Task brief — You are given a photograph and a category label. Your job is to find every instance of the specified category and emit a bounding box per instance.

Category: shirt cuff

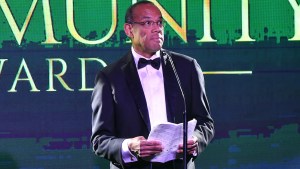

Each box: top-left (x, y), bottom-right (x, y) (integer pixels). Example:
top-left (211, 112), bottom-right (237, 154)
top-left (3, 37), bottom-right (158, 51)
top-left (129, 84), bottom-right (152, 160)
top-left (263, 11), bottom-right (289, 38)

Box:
top-left (121, 139), bottom-right (138, 163)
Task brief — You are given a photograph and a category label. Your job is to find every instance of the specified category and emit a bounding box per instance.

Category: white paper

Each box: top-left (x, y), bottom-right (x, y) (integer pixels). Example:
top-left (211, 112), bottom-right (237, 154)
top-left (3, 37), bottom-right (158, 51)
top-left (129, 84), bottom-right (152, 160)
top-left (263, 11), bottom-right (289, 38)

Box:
top-left (146, 119), bottom-right (197, 163)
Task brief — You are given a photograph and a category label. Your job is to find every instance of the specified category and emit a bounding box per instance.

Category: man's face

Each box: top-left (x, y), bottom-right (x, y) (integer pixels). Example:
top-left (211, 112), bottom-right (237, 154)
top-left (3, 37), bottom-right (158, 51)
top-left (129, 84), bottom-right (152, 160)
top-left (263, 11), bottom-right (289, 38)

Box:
top-left (125, 4), bottom-right (164, 58)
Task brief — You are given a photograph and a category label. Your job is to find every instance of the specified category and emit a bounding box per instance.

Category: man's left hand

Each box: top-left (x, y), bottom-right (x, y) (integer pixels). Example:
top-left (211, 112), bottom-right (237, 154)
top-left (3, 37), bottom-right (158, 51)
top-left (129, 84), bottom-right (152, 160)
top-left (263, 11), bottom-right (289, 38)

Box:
top-left (177, 136), bottom-right (198, 155)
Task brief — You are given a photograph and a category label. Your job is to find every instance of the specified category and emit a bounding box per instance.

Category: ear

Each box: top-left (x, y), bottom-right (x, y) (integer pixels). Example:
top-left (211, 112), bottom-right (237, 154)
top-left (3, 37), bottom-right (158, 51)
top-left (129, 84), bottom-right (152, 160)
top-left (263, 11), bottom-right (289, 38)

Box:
top-left (124, 23), bottom-right (133, 39)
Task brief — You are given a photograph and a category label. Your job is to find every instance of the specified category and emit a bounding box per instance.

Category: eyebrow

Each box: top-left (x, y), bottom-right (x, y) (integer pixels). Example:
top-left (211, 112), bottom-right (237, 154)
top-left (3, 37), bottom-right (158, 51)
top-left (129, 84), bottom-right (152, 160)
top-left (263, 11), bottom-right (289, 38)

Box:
top-left (140, 16), bottom-right (163, 20)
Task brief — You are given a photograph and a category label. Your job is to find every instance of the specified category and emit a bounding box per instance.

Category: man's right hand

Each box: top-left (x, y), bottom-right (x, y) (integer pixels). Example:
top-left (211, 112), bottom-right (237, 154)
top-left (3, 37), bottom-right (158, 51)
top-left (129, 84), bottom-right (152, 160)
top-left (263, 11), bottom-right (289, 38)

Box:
top-left (127, 136), bottom-right (163, 158)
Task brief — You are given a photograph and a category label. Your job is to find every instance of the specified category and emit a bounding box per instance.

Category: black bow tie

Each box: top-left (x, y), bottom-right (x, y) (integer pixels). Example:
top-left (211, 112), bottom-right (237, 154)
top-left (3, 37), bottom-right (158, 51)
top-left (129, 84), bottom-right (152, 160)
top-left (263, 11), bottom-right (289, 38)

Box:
top-left (138, 58), bottom-right (161, 70)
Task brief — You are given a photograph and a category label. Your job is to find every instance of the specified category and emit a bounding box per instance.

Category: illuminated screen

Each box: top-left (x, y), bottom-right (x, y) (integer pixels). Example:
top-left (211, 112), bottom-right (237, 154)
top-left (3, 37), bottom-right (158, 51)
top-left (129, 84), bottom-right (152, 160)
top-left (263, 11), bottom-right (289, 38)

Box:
top-left (0, 0), bottom-right (300, 169)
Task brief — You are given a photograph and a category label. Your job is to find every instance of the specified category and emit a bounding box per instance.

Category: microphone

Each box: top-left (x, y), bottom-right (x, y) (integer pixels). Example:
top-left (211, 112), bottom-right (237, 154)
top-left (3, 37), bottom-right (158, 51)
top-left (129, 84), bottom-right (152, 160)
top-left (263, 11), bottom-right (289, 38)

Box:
top-left (163, 51), bottom-right (188, 169)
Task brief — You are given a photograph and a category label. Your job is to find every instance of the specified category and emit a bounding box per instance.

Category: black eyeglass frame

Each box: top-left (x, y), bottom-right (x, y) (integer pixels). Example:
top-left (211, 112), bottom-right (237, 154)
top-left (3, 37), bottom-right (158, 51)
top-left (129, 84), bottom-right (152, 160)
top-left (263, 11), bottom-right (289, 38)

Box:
top-left (127, 20), bottom-right (166, 28)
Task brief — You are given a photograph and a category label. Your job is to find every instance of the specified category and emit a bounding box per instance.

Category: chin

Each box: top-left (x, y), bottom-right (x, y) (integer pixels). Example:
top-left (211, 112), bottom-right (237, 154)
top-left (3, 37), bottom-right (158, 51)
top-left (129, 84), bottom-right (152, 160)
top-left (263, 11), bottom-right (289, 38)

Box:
top-left (152, 47), bottom-right (162, 53)
top-left (152, 44), bottom-right (163, 51)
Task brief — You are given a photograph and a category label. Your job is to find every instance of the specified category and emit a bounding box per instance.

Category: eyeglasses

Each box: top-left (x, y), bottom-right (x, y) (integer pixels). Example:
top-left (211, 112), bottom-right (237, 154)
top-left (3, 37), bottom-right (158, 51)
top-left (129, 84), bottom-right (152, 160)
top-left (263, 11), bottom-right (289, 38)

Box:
top-left (128, 20), bottom-right (165, 28)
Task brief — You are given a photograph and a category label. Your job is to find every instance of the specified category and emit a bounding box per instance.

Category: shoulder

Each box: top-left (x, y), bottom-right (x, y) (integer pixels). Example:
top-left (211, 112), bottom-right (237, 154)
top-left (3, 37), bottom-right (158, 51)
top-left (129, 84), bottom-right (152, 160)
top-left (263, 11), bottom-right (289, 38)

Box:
top-left (162, 49), bottom-right (196, 65)
top-left (94, 51), bottom-right (132, 82)
top-left (100, 51), bottom-right (131, 74)
top-left (162, 49), bottom-right (204, 75)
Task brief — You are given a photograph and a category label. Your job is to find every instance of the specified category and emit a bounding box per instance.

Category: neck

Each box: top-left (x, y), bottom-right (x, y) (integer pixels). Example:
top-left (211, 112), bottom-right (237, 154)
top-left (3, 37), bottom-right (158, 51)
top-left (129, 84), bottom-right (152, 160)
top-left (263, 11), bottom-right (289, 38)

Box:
top-left (132, 47), bottom-right (158, 58)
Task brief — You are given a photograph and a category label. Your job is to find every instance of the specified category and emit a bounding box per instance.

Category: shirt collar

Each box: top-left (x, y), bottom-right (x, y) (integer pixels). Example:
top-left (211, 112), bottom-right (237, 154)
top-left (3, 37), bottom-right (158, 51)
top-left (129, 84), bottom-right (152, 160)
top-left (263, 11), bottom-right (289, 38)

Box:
top-left (131, 47), bottom-right (161, 68)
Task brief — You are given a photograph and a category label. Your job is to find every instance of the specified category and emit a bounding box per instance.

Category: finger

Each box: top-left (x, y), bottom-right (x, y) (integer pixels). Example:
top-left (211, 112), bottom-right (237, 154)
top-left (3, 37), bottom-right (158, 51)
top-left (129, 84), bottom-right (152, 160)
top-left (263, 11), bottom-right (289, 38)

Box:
top-left (187, 142), bottom-right (197, 149)
top-left (177, 143), bottom-right (197, 153)
top-left (139, 147), bottom-right (163, 157)
top-left (140, 140), bottom-right (162, 149)
top-left (139, 141), bottom-right (163, 157)
top-left (178, 139), bottom-right (196, 147)
top-left (141, 140), bottom-right (162, 146)
top-left (139, 149), bottom-right (163, 157)
top-left (140, 143), bottom-right (163, 153)
top-left (177, 147), bottom-right (196, 154)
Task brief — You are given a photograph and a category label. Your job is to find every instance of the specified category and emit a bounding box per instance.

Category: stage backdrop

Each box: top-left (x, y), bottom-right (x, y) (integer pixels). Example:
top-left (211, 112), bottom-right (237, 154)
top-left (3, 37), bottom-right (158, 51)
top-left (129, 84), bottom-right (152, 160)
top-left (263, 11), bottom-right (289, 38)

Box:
top-left (1, 0), bottom-right (300, 169)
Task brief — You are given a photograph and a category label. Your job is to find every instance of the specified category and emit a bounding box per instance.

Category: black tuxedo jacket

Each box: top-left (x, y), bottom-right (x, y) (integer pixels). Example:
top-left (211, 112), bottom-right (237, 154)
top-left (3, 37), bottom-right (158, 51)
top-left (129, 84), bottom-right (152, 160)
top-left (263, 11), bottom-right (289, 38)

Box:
top-left (91, 49), bottom-right (214, 169)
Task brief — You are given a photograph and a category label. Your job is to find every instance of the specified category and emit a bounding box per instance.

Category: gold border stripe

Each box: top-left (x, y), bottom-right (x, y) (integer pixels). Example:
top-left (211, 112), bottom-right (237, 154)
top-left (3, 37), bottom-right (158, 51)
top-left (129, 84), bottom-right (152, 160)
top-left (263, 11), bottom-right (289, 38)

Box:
top-left (203, 71), bottom-right (252, 75)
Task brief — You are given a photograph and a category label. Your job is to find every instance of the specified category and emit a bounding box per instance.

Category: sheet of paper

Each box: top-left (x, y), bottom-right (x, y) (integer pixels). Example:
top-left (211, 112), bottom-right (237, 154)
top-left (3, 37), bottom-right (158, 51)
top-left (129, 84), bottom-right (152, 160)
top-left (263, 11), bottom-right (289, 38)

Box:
top-left (147, 119), bottom-right (197, 163)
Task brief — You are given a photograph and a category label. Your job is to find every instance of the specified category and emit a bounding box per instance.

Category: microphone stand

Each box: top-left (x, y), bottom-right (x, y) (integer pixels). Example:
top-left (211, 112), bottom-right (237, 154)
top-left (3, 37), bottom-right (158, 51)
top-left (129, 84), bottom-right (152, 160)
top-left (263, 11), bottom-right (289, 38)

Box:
top-left (166, 52), bottom-right (188, 169)
top-left (183, 110), bottom-right (187, 169)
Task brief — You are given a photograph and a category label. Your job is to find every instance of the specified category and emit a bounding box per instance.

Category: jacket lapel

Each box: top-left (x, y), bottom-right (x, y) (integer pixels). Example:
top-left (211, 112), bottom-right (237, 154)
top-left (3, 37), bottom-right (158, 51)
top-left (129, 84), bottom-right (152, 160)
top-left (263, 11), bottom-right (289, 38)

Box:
top-left (121, 52), bottom-right (151, 132)
top-left (161, 50), bottom-right (184, 124)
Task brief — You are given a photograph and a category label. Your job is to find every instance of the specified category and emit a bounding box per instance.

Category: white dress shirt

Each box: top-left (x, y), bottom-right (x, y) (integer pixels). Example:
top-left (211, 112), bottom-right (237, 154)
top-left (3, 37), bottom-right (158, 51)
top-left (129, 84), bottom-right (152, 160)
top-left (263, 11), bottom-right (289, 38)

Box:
top-left (132, 47), bottom-right (168, 128)
top-left (122, 47), bottom-right (168, 163)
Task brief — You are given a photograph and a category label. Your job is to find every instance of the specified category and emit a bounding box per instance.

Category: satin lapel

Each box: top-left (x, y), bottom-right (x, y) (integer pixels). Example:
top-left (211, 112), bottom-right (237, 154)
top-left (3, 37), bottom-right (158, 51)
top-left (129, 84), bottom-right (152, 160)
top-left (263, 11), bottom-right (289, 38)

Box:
top-left (121, 52), bottom-right (151, 131)
top-left (161, 50), bottom-right (183, 124)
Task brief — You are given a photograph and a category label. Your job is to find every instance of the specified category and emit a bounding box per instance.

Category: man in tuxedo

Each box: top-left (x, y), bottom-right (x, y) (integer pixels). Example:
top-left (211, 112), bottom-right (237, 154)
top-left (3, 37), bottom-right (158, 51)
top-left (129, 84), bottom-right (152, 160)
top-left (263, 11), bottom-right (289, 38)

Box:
top-left (91, 1), bottom-right (214, 169)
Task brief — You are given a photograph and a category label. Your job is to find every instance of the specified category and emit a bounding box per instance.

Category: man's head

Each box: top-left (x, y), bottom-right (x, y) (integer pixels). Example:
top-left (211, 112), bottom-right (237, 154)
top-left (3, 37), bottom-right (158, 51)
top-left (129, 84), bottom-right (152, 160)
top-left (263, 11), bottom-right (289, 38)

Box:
top-left (124, 1), bottom-right (164, 58)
